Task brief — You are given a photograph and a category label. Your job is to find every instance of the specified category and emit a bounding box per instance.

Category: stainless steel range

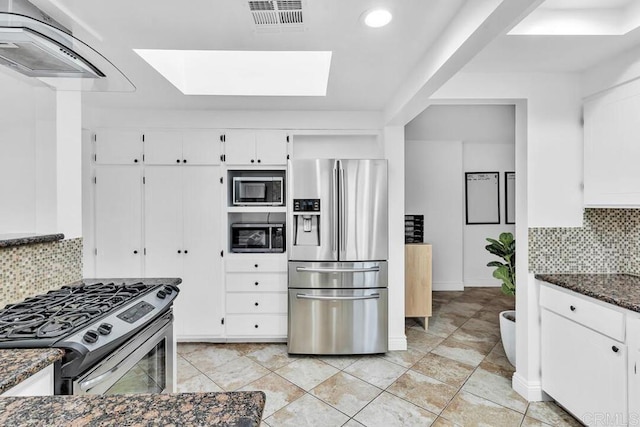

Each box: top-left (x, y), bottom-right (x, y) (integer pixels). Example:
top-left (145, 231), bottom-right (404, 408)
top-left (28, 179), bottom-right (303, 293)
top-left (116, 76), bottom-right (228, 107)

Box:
top-left (0, 278), bottom-right (180, 395)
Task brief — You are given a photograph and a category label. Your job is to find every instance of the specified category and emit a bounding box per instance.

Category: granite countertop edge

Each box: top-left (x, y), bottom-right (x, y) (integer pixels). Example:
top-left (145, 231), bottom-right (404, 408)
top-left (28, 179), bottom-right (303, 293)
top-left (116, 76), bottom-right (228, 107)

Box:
top-left (0, 391), bottom-right (266, 426)
top-left (535, 273), bottom-right (640, 313)
top-left (0, 349), bottom-right (64, 395)
top-left (0, 233), bottom-right (65, 248)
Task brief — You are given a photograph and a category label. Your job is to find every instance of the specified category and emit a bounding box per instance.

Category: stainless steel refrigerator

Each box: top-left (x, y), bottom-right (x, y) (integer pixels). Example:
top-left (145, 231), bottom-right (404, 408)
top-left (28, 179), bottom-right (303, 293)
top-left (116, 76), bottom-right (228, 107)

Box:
top-left (287, 159), bottom-right (388, 355)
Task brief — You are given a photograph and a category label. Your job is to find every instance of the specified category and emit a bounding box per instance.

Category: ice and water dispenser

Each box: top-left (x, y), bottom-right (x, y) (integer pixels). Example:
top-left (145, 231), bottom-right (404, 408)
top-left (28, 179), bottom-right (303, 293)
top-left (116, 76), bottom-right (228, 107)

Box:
top-left (292, 199), bottom-right (321, 247)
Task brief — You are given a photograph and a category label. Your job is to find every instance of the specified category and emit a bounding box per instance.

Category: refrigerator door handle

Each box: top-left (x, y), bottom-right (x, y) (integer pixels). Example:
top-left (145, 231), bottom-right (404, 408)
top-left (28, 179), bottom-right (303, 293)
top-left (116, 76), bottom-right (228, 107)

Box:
top-left (340, 166), bottom-right (346, 252)
top-left (331, 165), bottom-right (338, 255)
top-left (296, 293), bottom-right (380, 301)
top-left (295, 266), bottom-right (380, 273)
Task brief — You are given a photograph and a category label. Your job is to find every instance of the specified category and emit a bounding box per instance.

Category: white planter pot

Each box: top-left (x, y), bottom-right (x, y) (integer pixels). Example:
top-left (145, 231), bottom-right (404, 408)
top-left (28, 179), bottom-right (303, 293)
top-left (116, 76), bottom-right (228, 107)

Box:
top-left (500, 310), bottom-right (516, 367)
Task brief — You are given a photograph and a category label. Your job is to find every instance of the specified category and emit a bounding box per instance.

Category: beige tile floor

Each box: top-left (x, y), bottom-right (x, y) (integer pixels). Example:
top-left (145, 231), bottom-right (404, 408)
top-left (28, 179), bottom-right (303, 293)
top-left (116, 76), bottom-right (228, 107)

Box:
top-left (176, 288), bottom-right (581, 427)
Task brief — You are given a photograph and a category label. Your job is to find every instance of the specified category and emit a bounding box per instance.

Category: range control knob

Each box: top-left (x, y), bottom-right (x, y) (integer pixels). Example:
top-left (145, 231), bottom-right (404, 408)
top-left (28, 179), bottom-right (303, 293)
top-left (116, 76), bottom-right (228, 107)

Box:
top-left (97, 323), bottom-right (113, 336)
top-left (157, 289), bottom-right (167, 299)
top-left (83, 330), bottom-right (99, 344)
top-left (163, 286), bottom-right (173, 295)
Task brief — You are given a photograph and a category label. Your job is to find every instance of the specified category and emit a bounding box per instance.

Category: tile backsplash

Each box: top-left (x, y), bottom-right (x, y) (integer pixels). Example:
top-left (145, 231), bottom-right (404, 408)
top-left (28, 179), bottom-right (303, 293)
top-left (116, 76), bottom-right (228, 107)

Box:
top-left (0, 238), bottom-right (82, 307)
top-left (529, 209), bottom-right (640, 274)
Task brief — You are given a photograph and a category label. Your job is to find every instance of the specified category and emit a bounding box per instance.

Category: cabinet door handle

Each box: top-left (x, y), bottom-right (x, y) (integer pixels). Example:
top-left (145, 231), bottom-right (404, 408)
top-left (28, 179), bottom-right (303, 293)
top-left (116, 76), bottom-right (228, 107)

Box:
top-left (254, 264), bottom-right (259, 268)
top-left (251, 159), bottom-right (255, 163)
top-left (183, 159), bottom-right (187, 163)
top-left (134, 159), bottom-right (139, 163)
top-left (178, 250), bottom-right (182, 254)
top-left (257, 159), bottom-right (261, 163)
top-left (184, 250), bottom-right (188, 254)
top-left (133, 250), bottom-right (138, 254)
top-left (254, 282), bottom-right (259, 286)
top-left (612, 346), bottom-right (619, 353)
top-left (176, 159), bottom-right (180, 163)
top-left (570, 305), bottom-right (576, 312)
top-left (254, 324), bottom-right (259, 329)
top-left (254, 302), bottom-right (259, 306)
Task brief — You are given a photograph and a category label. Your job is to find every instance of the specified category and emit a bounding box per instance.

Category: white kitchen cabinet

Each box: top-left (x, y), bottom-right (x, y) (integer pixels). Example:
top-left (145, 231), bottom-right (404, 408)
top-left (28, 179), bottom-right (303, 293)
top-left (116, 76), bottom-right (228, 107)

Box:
top-left (94, 129), bottom-right (143, 165)
top-left (584, 80), bottom-right (640, 207)
top-left (540, 283), bottom-right (628, 426)
top-left (225, 254), bottom-right (288, 339)
top-left (145, 166), bottom-right (224, 339)
top-left (629, 317), bottom-right (640, 421)
top-left (145, 130), bottom-right (222, 165)
top-left (95, 166), bottom-right (143, 277)
top-left (1, 365), bottom-right (54, 397)
top-left (224, 130), bottom-right (288, 165)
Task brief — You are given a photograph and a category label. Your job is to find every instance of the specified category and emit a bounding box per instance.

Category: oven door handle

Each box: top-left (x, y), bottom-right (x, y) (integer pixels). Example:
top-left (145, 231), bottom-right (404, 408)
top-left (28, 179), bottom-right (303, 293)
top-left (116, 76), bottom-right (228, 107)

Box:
top-left (296, 293), bottom-right (380, 301)
top-left (79, 364), bottom-right (121, 392)
top-left (296, 266), bottom-right (380, 273)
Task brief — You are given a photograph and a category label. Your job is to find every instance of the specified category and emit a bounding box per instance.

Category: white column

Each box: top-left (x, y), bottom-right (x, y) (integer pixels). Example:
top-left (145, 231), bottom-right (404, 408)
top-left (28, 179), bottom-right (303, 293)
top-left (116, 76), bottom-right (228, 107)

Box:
top-left (35, 87), bottom-right (57, 234)
top-left (384, 126), bottom-right (407, 351)
top-left (55, 91), bottom-right (82, 239)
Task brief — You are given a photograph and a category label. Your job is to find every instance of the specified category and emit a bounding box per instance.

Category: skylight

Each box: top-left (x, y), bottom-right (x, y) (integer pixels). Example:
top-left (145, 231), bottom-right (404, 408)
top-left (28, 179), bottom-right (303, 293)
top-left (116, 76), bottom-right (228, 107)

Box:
top-left (509, 0), bottom-right (640, 35)
top-left (133, 50), bottom-right (332, 96)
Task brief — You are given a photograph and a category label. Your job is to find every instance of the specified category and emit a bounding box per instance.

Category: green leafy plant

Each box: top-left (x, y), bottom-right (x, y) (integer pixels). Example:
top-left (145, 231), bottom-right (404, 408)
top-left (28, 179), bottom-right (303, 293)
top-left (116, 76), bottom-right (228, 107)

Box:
top-left (485, 232), bottom-right (515, 296)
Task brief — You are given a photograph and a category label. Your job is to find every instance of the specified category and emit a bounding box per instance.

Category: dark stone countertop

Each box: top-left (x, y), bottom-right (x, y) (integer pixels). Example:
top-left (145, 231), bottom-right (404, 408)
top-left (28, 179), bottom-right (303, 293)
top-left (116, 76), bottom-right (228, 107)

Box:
top-left (0, 349), bottom-right (64, 395)
top-left (0, 233), bottom-right (65, 248)
top-left (536, 273), bottom-right (640, 313)
top-left (0, 391), bottom-right (266, 426)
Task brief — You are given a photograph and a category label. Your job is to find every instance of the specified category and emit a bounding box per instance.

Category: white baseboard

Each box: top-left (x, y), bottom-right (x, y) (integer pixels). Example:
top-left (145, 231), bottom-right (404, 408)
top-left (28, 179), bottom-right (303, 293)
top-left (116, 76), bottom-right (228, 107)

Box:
top-left (464, 281), bottom-right (500, 287)
top-left (512, 372), bottom-right (551, 401)
top-left (433, 282), bottom-right (464, 291)
top-left (388, 335), bottom-right (407, 351)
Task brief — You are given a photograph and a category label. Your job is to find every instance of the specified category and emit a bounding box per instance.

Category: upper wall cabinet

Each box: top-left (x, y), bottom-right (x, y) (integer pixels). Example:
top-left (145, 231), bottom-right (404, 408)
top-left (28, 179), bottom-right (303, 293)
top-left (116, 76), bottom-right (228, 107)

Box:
top-left (145, 130), bottom-right (223, 165)
top-left (224, 130), bottom-right (288, 165)
top-left (94, 130), bottom-right (143, 165)
top-left (584, 81), bottom-right (640, 207)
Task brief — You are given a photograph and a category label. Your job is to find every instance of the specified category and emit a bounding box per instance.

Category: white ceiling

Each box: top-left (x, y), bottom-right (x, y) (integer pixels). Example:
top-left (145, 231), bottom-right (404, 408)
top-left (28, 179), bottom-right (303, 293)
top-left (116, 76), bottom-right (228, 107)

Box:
top-left (25, 0), bottom-right (640, 110)
top-left (33, 0), bottom-right (465, 111)
top-left (463, 0), bottom-right (640, 73)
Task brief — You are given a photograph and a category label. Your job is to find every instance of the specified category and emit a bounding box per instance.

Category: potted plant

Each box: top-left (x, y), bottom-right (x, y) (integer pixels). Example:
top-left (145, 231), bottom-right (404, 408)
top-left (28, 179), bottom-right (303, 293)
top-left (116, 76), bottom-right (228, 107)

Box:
top-left (485, 232), bottom-right (516, 366)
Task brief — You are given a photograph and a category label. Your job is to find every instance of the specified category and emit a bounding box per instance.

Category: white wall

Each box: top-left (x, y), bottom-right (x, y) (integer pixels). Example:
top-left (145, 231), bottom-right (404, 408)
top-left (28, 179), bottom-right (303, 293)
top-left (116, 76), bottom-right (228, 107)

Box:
top-left (405, 140), bottom-right (464, 290)
top-left (0, 71), bottom-right (37, 233)
top-left (0, 71), bottom-right (60, 234)
top-left (464, 143), bottom-right (515, 286)
top-left (405, 105), bottom-right (515, 289)
top-left (430, 72), bottom-right (582, 402)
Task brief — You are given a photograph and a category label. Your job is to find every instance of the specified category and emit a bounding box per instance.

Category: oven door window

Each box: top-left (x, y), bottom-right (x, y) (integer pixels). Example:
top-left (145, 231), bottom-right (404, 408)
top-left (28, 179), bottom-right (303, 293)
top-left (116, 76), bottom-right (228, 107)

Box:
top-left (105, 339), bottom-right (166, 394)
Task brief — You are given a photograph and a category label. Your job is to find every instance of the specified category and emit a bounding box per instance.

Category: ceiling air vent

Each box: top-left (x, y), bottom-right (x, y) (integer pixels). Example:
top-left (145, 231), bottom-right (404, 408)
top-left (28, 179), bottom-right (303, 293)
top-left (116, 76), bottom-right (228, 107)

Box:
top-left (248, 0), bottom-right (304, 32)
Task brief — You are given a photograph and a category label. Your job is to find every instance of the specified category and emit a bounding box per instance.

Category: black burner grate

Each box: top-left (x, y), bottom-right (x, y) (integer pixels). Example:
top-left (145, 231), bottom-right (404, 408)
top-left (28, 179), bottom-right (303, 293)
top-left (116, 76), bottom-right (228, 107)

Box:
top-left (0, 282), bottom-right (153, 340)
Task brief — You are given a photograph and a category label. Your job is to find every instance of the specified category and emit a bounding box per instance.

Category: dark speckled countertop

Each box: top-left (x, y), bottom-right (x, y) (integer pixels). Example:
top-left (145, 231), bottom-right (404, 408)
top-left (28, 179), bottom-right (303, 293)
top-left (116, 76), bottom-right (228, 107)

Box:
top-left (0, 349), bottom-right (64, 395)
top-left (0, 233), bottom-right (65, 248)
top-left (0, 391), bottom-right (266, 426)
top-left (536, 273), bottom-right (640, 313)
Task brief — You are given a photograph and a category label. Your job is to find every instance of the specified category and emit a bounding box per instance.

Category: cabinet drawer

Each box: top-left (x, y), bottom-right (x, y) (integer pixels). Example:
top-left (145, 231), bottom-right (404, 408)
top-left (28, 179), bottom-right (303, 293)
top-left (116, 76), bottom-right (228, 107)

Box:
top-left (227, 292), bottom-right (287, 314)
top-left (225, 314), bottom-right (287, 336)
top-left (540, 283), bottom-right (625, 341)
top-left (226, 256), bottom-right (287, 273)
top-left (226, 273), bottom-right (287, 292)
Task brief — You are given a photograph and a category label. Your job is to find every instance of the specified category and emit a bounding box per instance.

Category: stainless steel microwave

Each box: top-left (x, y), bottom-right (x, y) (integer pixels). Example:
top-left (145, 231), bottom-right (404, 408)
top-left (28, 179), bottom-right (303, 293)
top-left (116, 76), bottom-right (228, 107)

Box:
top-left (230, 223), bottom-right (285, 253)
top-left (232, 177), bottom-right (284, 206)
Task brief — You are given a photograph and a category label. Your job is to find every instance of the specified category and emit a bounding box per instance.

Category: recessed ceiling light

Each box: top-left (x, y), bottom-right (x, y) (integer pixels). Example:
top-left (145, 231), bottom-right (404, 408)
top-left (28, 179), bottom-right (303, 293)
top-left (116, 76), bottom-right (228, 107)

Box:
top-left (363, 9), bottom-right (392, 28)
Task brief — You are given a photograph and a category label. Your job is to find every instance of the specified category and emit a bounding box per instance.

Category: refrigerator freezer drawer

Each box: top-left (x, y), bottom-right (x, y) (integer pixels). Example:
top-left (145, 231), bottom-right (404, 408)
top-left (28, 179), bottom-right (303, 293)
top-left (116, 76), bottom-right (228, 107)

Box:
top-left (287, 288), bottom-right (388, 355)
top-left (288, 261), bottom-right (388, 289)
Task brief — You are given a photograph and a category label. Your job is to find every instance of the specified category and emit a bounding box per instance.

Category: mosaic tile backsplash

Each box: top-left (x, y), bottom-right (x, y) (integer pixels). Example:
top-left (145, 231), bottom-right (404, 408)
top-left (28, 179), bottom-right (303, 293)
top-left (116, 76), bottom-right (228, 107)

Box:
top-left (0, 238), bottom-right (83, 307)
top-left (529, 209), bottom-right (640, 275)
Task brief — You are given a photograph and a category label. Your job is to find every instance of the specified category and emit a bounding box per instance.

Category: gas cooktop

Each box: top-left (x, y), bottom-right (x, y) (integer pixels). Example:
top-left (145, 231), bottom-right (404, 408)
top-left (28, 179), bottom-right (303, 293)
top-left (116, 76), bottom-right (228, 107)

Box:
top-left (0, 279), bottom-right (179, 349)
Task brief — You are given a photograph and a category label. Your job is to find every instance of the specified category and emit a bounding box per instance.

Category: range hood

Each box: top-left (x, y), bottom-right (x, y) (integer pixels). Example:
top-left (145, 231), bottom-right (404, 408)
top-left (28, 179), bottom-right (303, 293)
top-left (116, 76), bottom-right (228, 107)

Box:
top-left (0, 0), bottom-right (134, 91)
